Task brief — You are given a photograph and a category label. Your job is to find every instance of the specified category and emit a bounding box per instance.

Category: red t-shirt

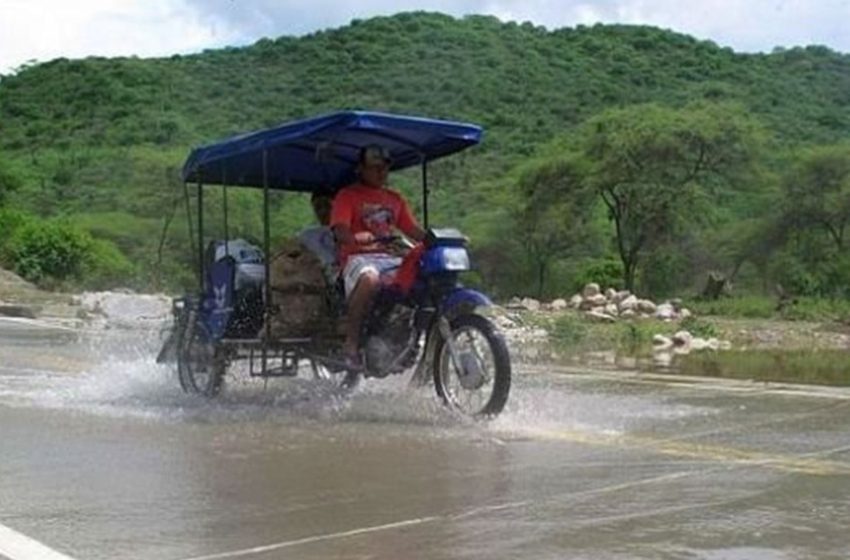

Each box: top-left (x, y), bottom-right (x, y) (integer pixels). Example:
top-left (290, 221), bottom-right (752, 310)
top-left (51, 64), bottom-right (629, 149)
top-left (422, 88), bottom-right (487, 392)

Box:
top-left (330, 183), bottom-right (418, 265)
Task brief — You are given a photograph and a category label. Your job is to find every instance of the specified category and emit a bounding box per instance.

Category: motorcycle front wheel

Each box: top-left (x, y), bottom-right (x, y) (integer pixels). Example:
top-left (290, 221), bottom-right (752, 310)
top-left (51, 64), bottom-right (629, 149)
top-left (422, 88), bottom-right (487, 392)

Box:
top-left (433, 314), bottom-right (511, 417)
top-left (177, 310), bottom-right (226, 397)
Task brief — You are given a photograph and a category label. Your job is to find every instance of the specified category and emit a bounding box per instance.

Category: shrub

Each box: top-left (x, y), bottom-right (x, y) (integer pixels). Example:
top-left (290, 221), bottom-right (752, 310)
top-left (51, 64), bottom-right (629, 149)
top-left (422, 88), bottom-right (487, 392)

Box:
top-left (0, 208), bottom-right (34, 263)
top-left (7, 219), bottom-right (133, 288)
top-left (779, 297), bottom-right (850, 322)
top-left (571, 258), bottom-right (623, 292)
top-left (686, 296), bottom-right (775, 318)
top-left (9, 221), bottom-right (93, 284)
top-left (680, 316), bottom-right (719, 338)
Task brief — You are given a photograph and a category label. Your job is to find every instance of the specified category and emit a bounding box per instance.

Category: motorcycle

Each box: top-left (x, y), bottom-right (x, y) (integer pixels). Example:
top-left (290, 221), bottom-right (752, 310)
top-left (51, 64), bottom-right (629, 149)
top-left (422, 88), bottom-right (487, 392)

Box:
top-left (159, 110), bottom-right (512, 417)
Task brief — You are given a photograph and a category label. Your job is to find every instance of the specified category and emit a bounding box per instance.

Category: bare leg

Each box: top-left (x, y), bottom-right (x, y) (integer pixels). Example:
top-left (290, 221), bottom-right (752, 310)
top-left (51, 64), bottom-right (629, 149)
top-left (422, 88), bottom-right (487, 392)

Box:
top-left (344, 270), bottom-right (380, 356)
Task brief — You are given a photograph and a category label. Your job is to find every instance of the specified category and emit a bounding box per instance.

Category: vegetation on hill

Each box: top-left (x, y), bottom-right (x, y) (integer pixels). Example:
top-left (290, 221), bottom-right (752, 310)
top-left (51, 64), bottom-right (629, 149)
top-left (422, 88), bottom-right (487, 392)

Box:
top-left (0, 12), bottom-right (848, 305)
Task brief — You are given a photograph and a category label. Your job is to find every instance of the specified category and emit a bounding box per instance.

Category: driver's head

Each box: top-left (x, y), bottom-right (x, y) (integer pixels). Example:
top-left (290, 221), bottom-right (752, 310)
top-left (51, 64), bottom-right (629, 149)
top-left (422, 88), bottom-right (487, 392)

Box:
top-left (357, 144), bottom-right (392, 187)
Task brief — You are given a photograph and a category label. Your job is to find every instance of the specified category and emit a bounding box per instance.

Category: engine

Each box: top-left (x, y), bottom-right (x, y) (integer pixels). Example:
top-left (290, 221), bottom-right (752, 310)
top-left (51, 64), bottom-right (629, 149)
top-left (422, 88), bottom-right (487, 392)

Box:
top-left (363, 305), bottom-right (416, 378)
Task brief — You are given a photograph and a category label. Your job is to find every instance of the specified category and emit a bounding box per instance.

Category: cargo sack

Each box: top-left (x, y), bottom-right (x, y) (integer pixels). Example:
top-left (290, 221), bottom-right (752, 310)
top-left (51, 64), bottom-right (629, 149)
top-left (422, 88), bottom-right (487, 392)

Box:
top-left (265, 238), bottom-right (332, 338)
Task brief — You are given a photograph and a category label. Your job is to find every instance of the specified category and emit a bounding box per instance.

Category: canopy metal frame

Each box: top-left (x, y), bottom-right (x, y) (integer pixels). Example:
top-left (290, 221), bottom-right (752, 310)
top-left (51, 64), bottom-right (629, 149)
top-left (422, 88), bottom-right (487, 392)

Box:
top-left (180, 110), bottom-right (481, 367)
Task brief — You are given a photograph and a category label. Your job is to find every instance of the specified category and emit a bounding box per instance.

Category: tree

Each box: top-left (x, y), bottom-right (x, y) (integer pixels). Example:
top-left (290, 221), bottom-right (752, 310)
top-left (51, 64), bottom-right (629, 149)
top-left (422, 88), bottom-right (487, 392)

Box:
top-left (0, 155), bottom-right (23, 206)
top-left (576, 102), bottom-right (763, 291)
top-left (782, 144), bottom-right (850, 252)
top-left (515, 155), bottom-right (596, 297)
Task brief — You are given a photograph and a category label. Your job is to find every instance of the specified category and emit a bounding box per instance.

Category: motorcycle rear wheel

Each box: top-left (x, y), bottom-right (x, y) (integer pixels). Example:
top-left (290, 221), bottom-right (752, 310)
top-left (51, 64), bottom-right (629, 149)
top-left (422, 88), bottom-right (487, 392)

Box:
top-left (433, 314), bottom-right (511, 417)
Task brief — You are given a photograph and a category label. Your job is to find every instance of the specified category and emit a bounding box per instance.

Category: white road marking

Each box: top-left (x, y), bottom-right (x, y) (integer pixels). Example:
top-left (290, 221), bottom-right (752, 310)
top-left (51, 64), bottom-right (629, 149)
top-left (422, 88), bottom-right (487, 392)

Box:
top-left (174, 471), bottom-right (704, 560)
top-left (176, 516), bottom-right (442, 560)
top-left (0, 523), bottom-right (78, 560)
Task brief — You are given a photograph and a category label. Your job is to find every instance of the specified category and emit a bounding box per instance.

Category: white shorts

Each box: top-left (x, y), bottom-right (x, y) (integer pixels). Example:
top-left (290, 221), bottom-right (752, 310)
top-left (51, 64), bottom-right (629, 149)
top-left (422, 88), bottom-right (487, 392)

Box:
top-left (342, 253), bottom-right (401, 296)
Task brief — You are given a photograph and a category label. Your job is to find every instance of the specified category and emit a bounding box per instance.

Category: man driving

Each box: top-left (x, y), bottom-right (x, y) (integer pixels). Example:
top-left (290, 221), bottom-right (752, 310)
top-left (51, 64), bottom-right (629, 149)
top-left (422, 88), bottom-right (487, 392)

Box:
top-left (330, 144), bottom-right (426, 375)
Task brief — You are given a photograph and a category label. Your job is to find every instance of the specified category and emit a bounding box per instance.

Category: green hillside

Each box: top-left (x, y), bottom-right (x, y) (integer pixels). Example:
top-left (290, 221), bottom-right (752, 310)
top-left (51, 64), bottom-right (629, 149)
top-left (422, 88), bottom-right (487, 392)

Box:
top-left (0, 12), bottom-right (848, 300)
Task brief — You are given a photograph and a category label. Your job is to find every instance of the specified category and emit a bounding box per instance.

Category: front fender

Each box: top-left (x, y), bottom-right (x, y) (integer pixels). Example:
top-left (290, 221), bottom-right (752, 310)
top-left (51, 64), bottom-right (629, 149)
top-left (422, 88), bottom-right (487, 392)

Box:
top-left (441, 288), bottom-right (492, 319)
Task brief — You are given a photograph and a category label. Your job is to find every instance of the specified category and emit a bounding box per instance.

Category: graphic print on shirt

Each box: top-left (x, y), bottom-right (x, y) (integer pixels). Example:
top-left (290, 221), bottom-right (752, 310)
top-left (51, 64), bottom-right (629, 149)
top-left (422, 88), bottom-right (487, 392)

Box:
top-left (360, 202), bottom-right (395, 237)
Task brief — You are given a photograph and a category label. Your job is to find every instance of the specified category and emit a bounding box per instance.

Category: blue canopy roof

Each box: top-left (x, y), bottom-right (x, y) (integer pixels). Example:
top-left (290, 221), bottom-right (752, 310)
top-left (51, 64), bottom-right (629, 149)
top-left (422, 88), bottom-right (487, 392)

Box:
top-left (182, 111), bottom-right (483, 193)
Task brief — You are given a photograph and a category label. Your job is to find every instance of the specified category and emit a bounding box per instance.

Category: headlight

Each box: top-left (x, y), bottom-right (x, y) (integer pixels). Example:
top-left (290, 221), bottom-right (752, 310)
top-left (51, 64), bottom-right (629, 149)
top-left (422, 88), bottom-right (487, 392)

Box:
top-left (441, 247), bottom-right (470, 271)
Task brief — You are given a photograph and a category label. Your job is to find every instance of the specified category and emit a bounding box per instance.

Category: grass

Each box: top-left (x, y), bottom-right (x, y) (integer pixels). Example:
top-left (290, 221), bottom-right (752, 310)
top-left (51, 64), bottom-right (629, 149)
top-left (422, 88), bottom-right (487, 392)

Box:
top-left (686, 295), bottom-right (850, 323)
top-left (546, 311), bottom-right (683, 354)
top-left (674, 349), bottom-right (850, 387)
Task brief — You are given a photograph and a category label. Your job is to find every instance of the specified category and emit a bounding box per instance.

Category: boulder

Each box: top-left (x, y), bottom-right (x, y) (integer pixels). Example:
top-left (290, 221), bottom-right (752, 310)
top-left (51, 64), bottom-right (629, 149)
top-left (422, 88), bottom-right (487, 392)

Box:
top-left (505, 297), bottom-right (525, 310)
top-left (620, 309), bottom-right (637, 319)
top-left (613, 290), bottom-right (632, 303)
top-left (582, 283), bottom-right (601, 298)
top-left (569, 294), bottom-right (583, 308)
top-left (690, 337), bottom-right (712, 351)
top-left (637, 299), bottom-right (657, 314)
top-left (585, 309), bottom-right (617, 323)
top-left (655, 302), bottom-right (676, 320)
top-left (550, 298), bottom-right (568, 311)
top-left (581, 294), bottom-right (608, 309)
top-left (652, 334), bottom-right (674, 349)
top-left (604, 288), bottom-right (617, 301)
top-left (672, 330), bottom-right (693, 346)
top-left (618, 294), bottom-right (638, 312)
top-left (604, 303), bottom-right (619, 316)
top-left (679, 308), bottom-right (693, 320)
top-left (520, 297), bottom-right (541, 312)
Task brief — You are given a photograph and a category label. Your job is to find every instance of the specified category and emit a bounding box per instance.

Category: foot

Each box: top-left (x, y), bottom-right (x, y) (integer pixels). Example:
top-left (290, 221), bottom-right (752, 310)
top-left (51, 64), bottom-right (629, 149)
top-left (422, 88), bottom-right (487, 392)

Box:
top-left (340, 352), bottom-right (363, 389)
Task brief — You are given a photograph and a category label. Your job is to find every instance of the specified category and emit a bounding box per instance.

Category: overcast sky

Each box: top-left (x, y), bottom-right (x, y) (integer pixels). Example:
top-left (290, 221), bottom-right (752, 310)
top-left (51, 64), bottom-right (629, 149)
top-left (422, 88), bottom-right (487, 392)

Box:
top-left (1, 0), bottom-right (848, 74)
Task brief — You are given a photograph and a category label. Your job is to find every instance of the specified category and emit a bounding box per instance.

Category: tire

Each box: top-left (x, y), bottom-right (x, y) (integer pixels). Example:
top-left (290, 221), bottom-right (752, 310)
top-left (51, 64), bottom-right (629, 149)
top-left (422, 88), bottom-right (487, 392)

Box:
top-left (177, 310), bottom-right (225, 397)
top-left (433, 314), bottom-right (511, 417)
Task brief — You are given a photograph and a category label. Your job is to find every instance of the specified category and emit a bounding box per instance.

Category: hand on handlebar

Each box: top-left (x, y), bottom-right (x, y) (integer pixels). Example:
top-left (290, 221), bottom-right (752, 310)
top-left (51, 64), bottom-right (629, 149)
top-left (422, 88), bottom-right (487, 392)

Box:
top-left (354, 231), bottom-right (376, 244)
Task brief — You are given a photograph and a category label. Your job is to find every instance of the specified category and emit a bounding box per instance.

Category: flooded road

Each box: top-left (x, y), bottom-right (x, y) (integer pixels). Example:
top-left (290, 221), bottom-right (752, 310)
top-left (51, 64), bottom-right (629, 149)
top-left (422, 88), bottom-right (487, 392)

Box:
top-left (2, 317), bottom-right (850, 560)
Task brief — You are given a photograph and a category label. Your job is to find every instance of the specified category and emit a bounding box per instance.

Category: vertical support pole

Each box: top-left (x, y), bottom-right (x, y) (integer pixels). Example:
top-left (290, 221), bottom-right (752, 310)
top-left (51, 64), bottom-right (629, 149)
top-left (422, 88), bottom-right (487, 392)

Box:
top-left (222, 167), bottom-right (229, 256)
top-left (183, 181), bottom-right (197, 283)
top-left (421, 159), bottom-right (429, 229)
top-left (262, 150), bottom-right (271, 373)
top-left (197, 179), bottom-right (204, 292)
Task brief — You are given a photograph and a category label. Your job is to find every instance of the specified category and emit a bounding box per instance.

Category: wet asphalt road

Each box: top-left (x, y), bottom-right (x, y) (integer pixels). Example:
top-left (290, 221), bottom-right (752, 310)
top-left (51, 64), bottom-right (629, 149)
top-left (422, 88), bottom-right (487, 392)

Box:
top-left (1, 317), bottom-right (850, 560)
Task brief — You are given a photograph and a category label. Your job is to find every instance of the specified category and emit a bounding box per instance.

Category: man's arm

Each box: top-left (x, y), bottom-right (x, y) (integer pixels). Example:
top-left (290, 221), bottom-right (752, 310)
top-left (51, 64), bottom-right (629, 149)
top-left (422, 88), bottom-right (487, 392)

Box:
top-left (332, 224), bottom-right (375, 247)
top-left (406, 225), bottom-right (426, 242)
top-left (395, 194), bottom-right (426, 242)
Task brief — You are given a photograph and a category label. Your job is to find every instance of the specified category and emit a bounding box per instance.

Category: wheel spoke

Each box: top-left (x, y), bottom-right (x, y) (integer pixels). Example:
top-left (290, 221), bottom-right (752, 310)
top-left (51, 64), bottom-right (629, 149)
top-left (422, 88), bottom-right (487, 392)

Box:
top-left (437, 322), bottom-right (499, 416)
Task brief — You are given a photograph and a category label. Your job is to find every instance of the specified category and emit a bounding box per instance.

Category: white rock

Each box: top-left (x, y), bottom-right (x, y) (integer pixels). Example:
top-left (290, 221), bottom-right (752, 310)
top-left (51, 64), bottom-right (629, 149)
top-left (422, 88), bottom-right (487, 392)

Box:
top-left (653, 334), bottom-right (673, 349)
top-left (637, 299), bottom-right (657, 314)
top-left (672, 330), bottom-right (693, 346)
top-left (604, 303), bottom-right (619, 316)
top-left (582, 283), bottom-right (601, 298)
top-left (618, 294), bottom-right (639, 312)
top-left (613, 290), bottom-right (632, 303)
top-left (706, 338), bottom-right (722, 350)
top-left (582, 294), bottom-right (608, 308)
top-left (551, 298), bottom-right (568, 311)
top-left (690, 337), bottom-right (711, 351)
top-left (655, 303), bottom-right (676, 320)
top-left (620, 309), bottom-right (637, 319)
top-left (604, 288), bottom-right (617, 301)
top-left (679, 308), bottom-right (693, 320)
top-left (520, 297), bottom-right (541, 311)
top-left (585, 310), bottom-right (617, 323)
top-left (569, 294), bottom-right (583, 308)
